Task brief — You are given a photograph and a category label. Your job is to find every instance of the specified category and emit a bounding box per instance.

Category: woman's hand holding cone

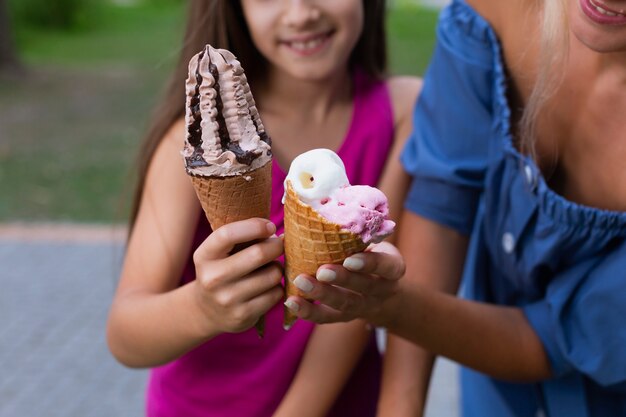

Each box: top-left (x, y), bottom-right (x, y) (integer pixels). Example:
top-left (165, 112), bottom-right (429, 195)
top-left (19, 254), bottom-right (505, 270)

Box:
top-left (191, 218), bottom-right (284, 335)
top-left (284, 242), bottom-right (405, 326)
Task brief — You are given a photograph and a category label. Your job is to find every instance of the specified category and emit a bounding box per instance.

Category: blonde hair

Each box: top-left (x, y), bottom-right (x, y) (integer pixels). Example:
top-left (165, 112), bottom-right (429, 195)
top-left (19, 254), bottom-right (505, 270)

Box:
top-left (519, 0), bottom-right (569, 156)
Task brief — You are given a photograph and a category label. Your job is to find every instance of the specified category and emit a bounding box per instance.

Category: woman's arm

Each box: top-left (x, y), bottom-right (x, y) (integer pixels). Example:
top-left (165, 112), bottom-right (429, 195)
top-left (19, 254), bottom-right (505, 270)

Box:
top-left (106, 120), bottom-right (283, 367)
top-left (287, 211), bottom-right (552, 382)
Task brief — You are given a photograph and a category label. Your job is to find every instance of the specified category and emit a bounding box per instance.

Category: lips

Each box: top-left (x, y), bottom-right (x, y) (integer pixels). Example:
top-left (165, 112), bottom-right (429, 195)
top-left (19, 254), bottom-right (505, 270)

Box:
top-left (580, 0), bottom-right (626, 25)
top-left (279, 31), bottom-right (334, 56)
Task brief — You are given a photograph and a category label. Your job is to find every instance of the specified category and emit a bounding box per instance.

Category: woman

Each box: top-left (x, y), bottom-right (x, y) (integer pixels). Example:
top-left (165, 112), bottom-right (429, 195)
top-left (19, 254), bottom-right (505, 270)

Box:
top-left (285, 0), bottom-right (626, 415)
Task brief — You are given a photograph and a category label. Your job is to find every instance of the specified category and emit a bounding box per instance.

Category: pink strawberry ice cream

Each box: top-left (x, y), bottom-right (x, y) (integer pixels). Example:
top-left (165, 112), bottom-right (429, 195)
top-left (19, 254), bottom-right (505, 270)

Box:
top-left (284, 148), bottom-right (395, 244)
top-left (315, 185), bottom-right (394, 244)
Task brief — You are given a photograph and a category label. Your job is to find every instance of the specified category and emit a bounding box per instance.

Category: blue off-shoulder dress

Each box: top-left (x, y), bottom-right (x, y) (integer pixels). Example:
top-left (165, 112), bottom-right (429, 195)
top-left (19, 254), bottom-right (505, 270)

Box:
top-left (401, 1), bottom-right (626, 416)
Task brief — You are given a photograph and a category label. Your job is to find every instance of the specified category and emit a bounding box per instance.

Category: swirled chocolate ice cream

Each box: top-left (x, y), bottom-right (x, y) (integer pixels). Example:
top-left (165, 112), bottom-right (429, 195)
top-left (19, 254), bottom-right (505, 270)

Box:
top-left (182, 45), bottom-right (272, 177)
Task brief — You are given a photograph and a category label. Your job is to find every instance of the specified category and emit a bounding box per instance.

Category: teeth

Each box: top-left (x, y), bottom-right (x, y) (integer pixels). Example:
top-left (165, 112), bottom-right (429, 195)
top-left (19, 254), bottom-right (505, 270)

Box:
top-left (596, 5), bottom-right (617, 15)
top-left (288, 36), bottom-right (326, 52)
top-left (590, 0), bottom-right (626, 16)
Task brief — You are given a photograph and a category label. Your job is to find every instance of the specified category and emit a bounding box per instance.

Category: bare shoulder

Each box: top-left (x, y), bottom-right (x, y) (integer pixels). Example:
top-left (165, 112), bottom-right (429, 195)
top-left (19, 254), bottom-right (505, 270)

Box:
top-left (376, 76), bottom-right (421, 227)
top-left (386, 76), bottom-right (422, 126)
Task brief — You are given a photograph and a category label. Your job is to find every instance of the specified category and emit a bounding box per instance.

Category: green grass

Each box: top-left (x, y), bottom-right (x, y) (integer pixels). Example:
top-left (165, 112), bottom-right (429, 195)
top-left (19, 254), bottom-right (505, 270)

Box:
top-left (14, 2), bottom-right (185, 68)
top-left (388, 3), bottom-right (439, 76)
top-left (0, 2), bottom-right (439, 223)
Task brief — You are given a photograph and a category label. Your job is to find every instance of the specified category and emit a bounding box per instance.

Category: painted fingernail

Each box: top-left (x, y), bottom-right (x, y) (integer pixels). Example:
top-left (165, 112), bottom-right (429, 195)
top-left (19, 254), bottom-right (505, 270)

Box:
top-left (343, 255), bottom-right (365, 271)
top-left (294, 275), bottom-right (314, 293)
top-left (316, 269), bottom-right (336, 282)
top-left (284, 299), bottom-right (300, 312)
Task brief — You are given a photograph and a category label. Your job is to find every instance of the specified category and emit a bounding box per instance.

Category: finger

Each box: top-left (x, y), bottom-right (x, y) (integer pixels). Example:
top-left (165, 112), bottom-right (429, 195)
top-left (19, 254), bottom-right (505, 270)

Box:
top-left (204, 236), bottom-right (283, 284)
top-left (235, 262), bottom-right (283, 302)
top-left (315, 265), bottom-right (396, 296)
top-left (284, 296), bottom-right (348, 324)
top-left (195, 219), bottom-right (277, 261)
top-left (341, 243), bottom-right (405, 281)
top-left (291, 274), bottom-right (365, 316)
top-left (245, 285), bottom-right (284, 316)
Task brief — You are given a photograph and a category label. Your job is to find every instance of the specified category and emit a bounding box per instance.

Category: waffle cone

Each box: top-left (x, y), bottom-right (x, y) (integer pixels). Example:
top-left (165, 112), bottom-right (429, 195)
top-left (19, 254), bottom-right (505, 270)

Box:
top-left (283, 181), bottom-right (368, 329)
top-left (190, 161), bottom-right (272, 230)
top-left (189, 160), bottom-right (272, 338)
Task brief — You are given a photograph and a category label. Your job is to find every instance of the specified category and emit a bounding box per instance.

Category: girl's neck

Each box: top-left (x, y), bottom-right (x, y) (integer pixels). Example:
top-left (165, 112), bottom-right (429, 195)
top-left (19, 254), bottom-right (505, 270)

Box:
top-left (256, 67), bottom-right (353, 123)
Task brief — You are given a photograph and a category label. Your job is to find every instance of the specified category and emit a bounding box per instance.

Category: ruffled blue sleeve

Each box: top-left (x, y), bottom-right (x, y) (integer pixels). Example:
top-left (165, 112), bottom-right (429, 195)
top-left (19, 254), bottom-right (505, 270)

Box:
top-left (524, 241), bottom-right (626, 386)
top-left (401, 0), bottom-right (502, 235)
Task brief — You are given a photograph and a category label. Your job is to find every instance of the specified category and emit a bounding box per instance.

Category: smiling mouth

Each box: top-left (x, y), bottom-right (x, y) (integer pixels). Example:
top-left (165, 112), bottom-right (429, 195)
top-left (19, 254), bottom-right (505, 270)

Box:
top-left (281, 31), bottom-right (334, 55)
top-left (589, 0), bottom-right (626, 16)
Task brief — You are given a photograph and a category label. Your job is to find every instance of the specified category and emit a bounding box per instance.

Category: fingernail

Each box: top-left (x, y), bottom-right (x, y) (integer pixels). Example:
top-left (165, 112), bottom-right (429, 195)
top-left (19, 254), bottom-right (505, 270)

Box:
top-left (266, 222), bottom-right (276, 234)
top-left (284, 299), bottom-right (300, 312)
top-left (294, 275), bottom-right (314, 293)
top-left (343, 255), bottom-right (365, 271)
top-left (316, 269), bottom-right (336, 282)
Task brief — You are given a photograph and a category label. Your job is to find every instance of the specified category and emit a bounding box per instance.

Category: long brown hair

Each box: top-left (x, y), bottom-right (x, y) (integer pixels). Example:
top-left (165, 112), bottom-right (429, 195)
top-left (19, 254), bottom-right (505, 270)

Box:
top-left (129, 0), bottom-right (388, 230)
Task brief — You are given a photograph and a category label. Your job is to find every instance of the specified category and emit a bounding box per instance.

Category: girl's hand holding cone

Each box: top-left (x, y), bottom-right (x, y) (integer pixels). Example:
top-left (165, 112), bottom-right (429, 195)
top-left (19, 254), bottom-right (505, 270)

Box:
top-left (191, 218), bottom-right (284, 335)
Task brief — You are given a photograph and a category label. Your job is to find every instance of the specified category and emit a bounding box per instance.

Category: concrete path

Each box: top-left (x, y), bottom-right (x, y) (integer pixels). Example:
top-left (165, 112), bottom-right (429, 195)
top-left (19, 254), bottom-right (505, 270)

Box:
top-left (0, 224), bottom-right (458, 417)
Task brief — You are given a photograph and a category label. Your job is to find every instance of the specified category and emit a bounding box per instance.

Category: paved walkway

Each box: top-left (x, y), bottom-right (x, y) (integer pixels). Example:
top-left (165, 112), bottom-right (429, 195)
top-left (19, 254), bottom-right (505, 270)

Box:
top-left (0, 224), bottom-right (458, 417)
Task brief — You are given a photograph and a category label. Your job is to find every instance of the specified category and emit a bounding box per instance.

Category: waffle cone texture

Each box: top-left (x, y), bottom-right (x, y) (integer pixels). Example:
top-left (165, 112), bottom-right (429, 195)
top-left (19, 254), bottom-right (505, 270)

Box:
top-left (189, 160), bottom-right (272, 337)
top-left (190, 161), bottom-right (272, 230)
top-left (283, 181), bottom-right (368, 329)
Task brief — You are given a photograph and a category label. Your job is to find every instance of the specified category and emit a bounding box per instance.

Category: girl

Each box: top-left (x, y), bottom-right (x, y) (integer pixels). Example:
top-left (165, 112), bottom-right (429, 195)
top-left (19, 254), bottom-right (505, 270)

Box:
top-left (286, 0), bottom-right (626, 416)
top-left (106, 1), bottom-right (421, 416)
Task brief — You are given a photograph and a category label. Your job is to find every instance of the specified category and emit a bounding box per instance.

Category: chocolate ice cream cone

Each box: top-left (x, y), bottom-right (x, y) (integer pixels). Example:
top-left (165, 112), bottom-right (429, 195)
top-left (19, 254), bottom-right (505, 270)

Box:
top-left (190, 160), bottom-right (272, 338)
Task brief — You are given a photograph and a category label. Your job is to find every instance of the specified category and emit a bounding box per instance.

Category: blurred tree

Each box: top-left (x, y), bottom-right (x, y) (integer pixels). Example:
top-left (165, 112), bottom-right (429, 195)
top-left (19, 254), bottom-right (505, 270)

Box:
top-left (0, 0), bottom-right (21, 73)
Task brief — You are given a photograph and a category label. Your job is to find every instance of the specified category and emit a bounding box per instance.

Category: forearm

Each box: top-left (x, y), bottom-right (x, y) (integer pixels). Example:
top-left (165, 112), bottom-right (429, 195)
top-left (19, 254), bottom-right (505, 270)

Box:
top-left (386, 283), bottom-right (551, 382)
top-left (274, 320), bottom-right (372, 417)
top-left (377, 334), bottom-right (434, 417)
top-left (384, 211), bottom-right (550, 382)
top-left (107, 281), bottom-right (217, 368)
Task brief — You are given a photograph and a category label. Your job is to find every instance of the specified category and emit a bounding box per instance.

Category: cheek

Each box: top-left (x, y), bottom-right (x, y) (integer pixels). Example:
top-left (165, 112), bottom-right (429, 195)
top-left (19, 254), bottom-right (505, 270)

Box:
top-left (240, 3), bottom-right (275, 49)
top-left (334, 1), bottom-right (365, 48)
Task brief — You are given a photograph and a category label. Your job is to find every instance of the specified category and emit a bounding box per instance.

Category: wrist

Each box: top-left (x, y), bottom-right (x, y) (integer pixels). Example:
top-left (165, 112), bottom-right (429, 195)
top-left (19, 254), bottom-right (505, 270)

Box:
top-left (375, 280), bottom-right (419, 333)
top-left (184, 280), bottom-right (221, 341)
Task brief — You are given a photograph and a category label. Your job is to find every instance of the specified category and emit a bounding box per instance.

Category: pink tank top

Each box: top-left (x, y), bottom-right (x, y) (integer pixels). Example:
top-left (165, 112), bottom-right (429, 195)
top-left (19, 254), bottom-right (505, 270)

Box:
top-left (147, 70), bottom-right (395, 417)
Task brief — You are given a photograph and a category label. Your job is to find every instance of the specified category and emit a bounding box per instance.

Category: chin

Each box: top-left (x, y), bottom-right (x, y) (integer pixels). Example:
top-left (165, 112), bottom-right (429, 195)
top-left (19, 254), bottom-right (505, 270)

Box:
top-left (571, 24), bottom-right (626, 52)
top-left (570, 2), bottom-right (626, 53)
top-left (285, 63), bottom-right (346, 82)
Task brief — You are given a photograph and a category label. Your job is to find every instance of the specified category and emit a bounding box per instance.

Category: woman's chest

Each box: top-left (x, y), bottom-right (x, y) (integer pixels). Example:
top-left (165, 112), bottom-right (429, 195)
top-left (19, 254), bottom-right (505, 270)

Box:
top-left (534, 84), bottom-right (626, 212)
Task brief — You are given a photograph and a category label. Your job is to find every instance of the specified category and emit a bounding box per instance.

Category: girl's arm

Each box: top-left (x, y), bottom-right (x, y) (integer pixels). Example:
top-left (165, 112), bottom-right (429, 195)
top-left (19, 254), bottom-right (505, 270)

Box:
top-left (106, 120), bottom-right (283, 367)
top-left (376, 76), bottom-right (428, 416)
top-left (376, 213), bottom-right (468, 417)
top-left (275, 76), bottom-right (422, 417)
top-left (273, 321), bottom-right (372, 417)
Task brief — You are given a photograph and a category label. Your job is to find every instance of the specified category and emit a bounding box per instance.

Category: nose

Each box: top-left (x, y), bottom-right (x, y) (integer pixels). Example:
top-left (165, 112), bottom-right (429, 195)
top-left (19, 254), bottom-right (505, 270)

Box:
top-left (282, 0), bottom-right (321, 28)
